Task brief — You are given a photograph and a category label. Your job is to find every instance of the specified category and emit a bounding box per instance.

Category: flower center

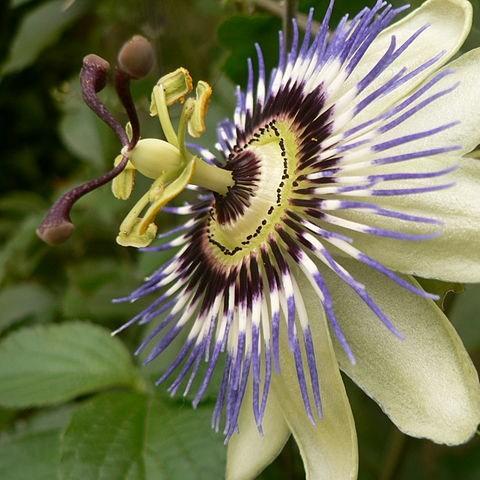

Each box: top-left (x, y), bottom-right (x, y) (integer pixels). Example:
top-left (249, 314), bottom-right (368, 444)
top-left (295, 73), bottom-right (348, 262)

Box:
top-left (205, 118), bottom-right (299, 264)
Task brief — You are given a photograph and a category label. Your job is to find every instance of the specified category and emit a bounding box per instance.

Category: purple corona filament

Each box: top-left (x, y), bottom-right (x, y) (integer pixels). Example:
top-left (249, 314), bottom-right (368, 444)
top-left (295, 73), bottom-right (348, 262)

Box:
top-left (112, 0), bottom-right (460, 439)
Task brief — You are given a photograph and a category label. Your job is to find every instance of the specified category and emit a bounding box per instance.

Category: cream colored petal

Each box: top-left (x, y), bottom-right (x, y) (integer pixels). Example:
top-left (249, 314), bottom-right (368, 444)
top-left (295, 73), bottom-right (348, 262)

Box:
top-left (340, 0), bottom-right (472, 126)
top-left (375, 48), bottom-right (480, 156)
top-left (226, 382), bottom-right (290, 480)
top-left (337, 156), bottom-right (480, 283)
top-left (272, 266), bottom-right (358, 480)
top-left (321, 258), bottom-right (480, 445)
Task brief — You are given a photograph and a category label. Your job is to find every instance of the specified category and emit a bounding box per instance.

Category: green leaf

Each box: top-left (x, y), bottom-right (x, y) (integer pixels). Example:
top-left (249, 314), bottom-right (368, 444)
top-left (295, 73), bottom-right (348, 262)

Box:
top-left (2, 0), bottom-right (88, 75)
top-left (298, 0), bottom-right (367, 22)
top-left (59, 392), bottom-right (146, 480)
top-left (0, 322), bottom-right (141, 408)
top-left (461, 0), bottom-right (480, 52)
top-left (75, 182), bottom-right (132, 233)
top-left (61, 259), bottom-right (145, 324)
top-left (10, 0), bottom-right (36, 7)
top-left (449, 284), bottom-right (480, 351)
top-left (0, 282), bottom-right (55, 333)
top-left (0, 192), bottom-right (46, 216)
top-left (415, 278), bottom-right (464, 310)
top-left (0, 406), bottom-right (75, 480)
top-left (218, 14), bottom-right (281, 85)
top-left (0, 214), bottom-right (46, 284)
top-left (0, 429), bottom-right (60, 480)
top-left (60, 391), bottom-right (226, 480)
top-left (58, 81), bottom-right (105, 168)
top-left (0, 408), bottom-right (16, 430)
top-left (0, 193), bottom-right (45, 237)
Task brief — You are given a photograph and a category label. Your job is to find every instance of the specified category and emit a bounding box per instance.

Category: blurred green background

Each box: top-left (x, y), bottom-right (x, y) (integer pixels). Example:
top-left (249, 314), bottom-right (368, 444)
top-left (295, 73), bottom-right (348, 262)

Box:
top-left (0, 0), bottom-right (479, 479)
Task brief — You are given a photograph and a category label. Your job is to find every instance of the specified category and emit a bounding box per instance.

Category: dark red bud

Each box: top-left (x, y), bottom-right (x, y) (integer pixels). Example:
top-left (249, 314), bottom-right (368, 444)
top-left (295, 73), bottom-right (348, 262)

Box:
top-left (117, 35), bottom-right (155, 79)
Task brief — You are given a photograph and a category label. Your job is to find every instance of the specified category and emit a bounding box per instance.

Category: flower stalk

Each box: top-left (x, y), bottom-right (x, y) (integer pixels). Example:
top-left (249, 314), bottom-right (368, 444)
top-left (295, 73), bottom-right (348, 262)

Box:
top-left (255, 0), bottom-right (319, 34)
top-left (283, 0), bottom-right (299, 48)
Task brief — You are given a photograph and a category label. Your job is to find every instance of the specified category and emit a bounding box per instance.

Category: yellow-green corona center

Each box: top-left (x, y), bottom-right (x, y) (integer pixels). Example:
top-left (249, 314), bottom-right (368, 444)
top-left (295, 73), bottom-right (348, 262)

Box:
top-left (206, 119), bottom-right (299, 264)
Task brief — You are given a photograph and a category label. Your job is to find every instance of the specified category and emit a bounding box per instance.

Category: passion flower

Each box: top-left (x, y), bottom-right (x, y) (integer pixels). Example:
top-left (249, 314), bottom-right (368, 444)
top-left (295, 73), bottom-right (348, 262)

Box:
top-left (38, 1), bottom-right (480, 479)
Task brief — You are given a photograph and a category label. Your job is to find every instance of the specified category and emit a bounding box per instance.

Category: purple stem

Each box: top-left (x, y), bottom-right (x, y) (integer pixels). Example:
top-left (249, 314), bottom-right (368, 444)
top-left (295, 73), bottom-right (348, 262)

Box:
top-left (114, 68), bottom-right (141, 149)
top-left (37, 156), bottom-right (129, 244)
top-left (80, 55), bottom-right (129, 147)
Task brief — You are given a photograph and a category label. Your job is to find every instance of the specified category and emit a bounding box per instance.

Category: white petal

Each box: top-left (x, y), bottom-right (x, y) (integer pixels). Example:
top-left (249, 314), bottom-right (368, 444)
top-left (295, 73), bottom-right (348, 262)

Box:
top-left (338, 156), bottom-right (480, 282)
top-left (376, 48), bottom-right (480, 156)
top-left (226, 382), bottom-right (290, 480)
top-left (272, 267), bottom-right (358, 480)
top-left (341, 0), bottom-right (472, 125)
top-left (321, 258), bottom-right (480, 445)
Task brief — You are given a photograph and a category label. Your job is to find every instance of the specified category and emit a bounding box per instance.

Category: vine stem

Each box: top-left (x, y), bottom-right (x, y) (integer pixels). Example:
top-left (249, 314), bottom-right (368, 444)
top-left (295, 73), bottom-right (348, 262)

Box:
top-left (379, 429), bottom-right (409, 480)
top-left (283, 0), bottom-right (299, 48)
top-left (254, 0), bottom-right (320, 34)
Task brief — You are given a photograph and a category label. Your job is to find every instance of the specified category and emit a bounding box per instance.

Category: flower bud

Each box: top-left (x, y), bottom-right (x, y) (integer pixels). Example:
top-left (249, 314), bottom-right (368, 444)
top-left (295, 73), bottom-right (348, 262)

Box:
top-left (117, 218), bottom-right (157, 248)
top-left (117, 35), bottom-right (155, 79)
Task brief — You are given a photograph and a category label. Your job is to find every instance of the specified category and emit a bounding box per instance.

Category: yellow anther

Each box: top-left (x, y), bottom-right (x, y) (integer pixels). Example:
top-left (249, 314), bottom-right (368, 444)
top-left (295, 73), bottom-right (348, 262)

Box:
top-left (112, 154), bottom-right (136, 200)
top-left (150, 68), bottom-right (193, 114)
top-left (115, 159), bottom-right (195, 248)
top-left (116, 219), bottom-right (158, 248)
top-left (188, 81), bottom-right (212, 138)
top-left (116, 189), bottom-right (158, 247)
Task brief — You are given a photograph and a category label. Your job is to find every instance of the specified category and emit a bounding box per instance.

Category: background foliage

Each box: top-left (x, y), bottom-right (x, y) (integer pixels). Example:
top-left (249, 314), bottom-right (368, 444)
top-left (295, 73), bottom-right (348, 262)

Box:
top-left (0, 0), bottom-right (479, 479)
